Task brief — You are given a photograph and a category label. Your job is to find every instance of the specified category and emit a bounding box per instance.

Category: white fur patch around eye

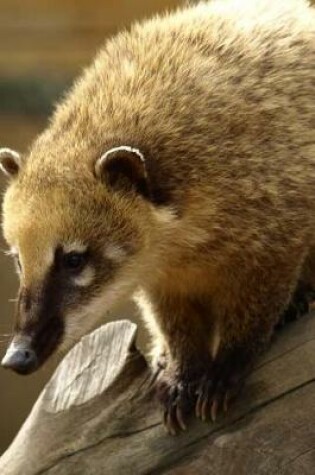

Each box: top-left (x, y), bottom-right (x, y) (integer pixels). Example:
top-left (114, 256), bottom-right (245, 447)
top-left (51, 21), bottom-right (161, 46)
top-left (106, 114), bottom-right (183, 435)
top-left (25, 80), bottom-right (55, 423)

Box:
top-left (63, 242), bottom-right (88, 254)
top-left (73, 266), bottom-right (95, 287)
top-left (61, 275), bottom-right (137, 354)
top-left (104, 244), bottom-right (127, 263)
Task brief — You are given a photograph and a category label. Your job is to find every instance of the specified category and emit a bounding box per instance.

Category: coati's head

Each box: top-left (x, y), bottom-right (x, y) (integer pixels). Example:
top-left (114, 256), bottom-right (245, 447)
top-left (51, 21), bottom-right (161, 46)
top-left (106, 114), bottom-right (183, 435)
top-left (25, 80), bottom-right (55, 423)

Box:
top-left (0, 144), bottom-right (158, 374)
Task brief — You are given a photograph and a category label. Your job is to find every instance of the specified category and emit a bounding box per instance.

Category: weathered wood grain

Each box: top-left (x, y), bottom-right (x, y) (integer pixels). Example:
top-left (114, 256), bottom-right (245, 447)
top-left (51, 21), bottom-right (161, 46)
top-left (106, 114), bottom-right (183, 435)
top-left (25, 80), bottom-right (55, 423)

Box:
top-left (0, 314), bottom-right (314, 475)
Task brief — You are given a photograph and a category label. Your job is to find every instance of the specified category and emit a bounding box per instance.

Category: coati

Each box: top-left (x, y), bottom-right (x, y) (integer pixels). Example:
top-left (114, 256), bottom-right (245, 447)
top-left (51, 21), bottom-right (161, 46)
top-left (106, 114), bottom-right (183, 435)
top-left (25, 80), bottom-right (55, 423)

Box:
top-left (0, 0), bottom-right (314, 434)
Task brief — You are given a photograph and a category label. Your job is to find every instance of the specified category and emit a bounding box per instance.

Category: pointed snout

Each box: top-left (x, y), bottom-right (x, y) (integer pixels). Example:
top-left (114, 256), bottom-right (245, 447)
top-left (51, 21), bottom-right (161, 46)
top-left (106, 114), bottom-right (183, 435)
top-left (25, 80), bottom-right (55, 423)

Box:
top-left (1, 340), bottom-right (38, 375)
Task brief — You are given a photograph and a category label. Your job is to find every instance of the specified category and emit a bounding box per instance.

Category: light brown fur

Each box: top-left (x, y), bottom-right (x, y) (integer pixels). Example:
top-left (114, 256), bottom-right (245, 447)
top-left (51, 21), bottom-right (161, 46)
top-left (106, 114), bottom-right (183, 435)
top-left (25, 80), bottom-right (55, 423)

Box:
top-left (1, 0), bottom-right (315, 430)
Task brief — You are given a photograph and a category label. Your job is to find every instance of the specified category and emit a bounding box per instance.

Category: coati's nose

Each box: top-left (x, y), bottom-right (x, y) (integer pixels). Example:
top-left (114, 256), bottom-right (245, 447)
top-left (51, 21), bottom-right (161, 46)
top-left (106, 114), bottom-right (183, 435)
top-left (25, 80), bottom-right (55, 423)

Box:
top-left (1, 343), bottom-right (38, 375)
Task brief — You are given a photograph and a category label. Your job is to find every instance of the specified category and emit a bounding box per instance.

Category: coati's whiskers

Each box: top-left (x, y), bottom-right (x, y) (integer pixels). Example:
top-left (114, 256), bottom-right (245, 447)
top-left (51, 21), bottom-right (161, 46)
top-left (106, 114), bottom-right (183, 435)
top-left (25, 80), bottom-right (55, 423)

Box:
top-left (1, 248), bottom-right (12, 256)
top-left (2, 247), bottom-right (18, 257)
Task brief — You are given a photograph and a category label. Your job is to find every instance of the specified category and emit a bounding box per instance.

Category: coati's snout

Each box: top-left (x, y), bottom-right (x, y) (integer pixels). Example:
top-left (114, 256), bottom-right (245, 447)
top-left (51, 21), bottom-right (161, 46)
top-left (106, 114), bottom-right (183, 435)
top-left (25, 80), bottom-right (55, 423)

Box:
top-left (1, 283), bottom-right (65, 374)
top-left (1, 337), bottom-right (38, 375)
top-left (1, 241), bottom-right (132, 374)
top-left (1, 239), bottom-right (133, 374)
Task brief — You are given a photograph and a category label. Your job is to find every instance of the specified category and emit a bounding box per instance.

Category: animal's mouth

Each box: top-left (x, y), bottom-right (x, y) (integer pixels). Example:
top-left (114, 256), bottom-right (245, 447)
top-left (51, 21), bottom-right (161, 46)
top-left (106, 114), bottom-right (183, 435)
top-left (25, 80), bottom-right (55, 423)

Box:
top-left (1, 317), bottom-right (64, 375)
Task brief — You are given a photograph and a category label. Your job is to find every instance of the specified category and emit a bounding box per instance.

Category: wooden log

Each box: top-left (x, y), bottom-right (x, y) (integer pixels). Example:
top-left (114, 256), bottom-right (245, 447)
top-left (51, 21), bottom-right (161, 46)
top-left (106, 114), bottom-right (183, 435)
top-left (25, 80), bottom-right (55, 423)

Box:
top-left (0, 314), bottom-right (314, 475)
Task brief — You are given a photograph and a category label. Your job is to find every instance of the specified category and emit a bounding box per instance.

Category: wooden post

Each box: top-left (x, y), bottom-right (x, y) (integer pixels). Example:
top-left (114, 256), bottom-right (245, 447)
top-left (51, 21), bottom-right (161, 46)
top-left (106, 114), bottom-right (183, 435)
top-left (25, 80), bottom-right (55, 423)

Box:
top-left (0, 315), bottom-right (314, 475)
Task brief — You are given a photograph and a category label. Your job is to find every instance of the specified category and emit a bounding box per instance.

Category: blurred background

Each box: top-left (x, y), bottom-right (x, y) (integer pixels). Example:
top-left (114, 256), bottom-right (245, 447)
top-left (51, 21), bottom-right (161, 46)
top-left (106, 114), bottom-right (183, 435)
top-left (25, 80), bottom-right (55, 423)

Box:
top-left (0, 0), bottom-right (182, 454)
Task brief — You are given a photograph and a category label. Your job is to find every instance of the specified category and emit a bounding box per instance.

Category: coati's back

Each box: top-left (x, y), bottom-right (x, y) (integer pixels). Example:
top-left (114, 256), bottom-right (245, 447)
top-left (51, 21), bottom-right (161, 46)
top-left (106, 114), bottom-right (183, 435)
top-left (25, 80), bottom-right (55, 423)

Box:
top-left (39, 0), bottom-right (315, 212)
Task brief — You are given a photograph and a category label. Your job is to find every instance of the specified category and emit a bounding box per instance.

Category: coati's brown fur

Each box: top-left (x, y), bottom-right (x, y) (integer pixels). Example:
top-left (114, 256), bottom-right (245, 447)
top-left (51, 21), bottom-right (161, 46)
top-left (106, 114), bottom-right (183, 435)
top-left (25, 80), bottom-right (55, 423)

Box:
top-left (1, 0), bottom-right (314, 433)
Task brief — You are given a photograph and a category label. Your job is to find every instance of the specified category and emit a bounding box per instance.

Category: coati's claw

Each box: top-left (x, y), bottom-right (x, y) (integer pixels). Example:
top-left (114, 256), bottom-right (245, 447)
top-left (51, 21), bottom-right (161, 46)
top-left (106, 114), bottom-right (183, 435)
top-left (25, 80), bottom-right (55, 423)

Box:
top-left (223, 390), bottom-right (232, 413)
top-left (156, 376), bottom-right (192, 434)
top-left (157, 354), bottom-right (247, 432)
top-left (195, 363), bottom-right (245, 422)
top-left (163, 403), bottom-right (187, 435)
top-left (195, 378), bottom-right (223, 422)
top-left (195, 378), bottom-right (212, 420)
top-left (176, 405), bottom-right (187, 431)
top-left (195, 383), bottom-right (232, 422)
top-left (163, 406), bottom-right (177, 435)
top-left (211, 398), bottom-right (220, 422)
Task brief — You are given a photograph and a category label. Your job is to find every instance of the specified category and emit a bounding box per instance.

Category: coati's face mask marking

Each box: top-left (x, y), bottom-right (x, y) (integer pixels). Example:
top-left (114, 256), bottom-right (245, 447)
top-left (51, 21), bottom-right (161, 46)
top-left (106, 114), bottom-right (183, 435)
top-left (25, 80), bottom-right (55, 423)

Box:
top-left (1, 239), bottom-right (123, 374)
top-left (0, 146), bottom-right (148, 374)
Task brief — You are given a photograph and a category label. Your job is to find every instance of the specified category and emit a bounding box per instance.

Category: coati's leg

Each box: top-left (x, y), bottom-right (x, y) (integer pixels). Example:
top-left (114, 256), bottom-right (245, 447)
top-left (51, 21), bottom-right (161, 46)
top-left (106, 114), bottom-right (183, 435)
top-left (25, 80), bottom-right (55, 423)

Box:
top-left (194, 323), bottom-right (272, 423)
top-left (194, 260), bottom-right (308, 425)
top-left (139, 291), bottom-right (214, 433)
top-left (146, 252), bottom-right (307, 434)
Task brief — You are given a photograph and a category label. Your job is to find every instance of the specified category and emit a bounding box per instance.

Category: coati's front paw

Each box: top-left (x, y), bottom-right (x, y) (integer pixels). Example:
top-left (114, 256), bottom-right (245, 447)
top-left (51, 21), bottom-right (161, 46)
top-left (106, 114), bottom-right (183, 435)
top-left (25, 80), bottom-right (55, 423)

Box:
top-left (155, 351), bottom-right (250, 434)
top-left (155, 370), bottom-right (196, 435)
top-left (195, 370), bottom-right (243, 423)
top-left (195, 352), bottom-right (250, 423)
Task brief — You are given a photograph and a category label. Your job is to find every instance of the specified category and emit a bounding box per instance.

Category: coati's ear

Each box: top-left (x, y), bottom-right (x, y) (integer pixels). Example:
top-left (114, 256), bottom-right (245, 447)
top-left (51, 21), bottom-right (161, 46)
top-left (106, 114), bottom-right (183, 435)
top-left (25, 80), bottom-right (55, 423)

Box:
top-left (0, 148), bottom-right (21, 178)
top-left (95, 146), bottom-right (150, 198)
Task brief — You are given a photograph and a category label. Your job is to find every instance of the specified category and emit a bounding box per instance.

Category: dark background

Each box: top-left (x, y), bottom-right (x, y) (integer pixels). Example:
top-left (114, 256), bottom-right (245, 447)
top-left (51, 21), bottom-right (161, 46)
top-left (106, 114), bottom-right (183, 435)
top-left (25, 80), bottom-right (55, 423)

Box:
top-left (0, 0), bottom-right (182, 454)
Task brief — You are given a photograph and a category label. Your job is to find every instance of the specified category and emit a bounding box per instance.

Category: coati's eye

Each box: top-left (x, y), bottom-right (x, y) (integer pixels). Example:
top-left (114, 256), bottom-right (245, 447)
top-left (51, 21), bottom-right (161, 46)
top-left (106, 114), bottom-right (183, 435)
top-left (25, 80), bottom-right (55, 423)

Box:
top-left (62, 252), bottom-right (87, 272)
